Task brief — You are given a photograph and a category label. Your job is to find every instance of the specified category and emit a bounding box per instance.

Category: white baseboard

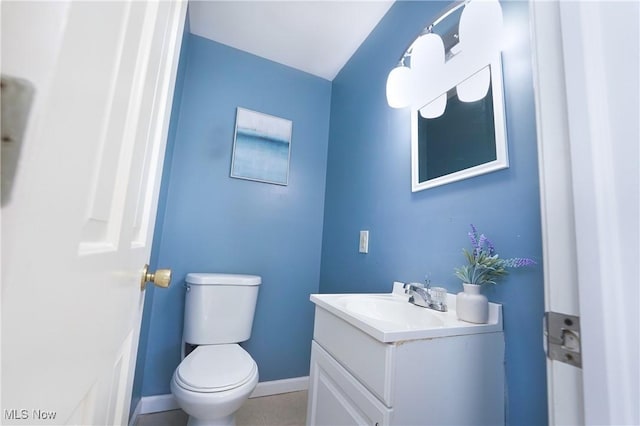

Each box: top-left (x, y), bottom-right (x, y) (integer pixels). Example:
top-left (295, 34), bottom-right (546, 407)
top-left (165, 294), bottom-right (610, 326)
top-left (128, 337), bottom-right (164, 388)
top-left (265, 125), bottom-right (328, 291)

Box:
top-left (134, 376), bottom-right (309, 417)
top-left (250, 376), bottom-right (309, 398)
top-left (140, 393), bottom-right (180, 414)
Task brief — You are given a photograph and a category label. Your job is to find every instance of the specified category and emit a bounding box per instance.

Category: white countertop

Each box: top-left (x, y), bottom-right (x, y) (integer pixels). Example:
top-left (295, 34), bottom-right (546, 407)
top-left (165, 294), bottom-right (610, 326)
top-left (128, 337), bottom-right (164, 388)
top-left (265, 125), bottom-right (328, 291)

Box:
top-left (310, 283), bottom-right (502, 343)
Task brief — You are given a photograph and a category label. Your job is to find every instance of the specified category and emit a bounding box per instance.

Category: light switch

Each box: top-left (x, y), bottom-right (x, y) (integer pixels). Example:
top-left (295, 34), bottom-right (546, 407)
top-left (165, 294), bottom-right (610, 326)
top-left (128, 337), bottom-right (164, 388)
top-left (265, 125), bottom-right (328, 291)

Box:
top-left (359, 230), bottom-right (369, 254)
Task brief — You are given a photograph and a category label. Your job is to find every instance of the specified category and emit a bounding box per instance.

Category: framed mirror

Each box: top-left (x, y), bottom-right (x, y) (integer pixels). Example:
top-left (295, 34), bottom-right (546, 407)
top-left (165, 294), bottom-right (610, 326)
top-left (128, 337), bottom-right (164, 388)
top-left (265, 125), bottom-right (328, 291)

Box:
top-left (411, 57), bottom-right (508, 192)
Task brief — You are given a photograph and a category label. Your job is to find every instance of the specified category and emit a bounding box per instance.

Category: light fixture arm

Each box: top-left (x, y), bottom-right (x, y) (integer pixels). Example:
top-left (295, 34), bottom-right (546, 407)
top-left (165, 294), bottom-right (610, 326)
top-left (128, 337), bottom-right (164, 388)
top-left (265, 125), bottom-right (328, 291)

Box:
top-left (396, 0), bottom-right (469, 66)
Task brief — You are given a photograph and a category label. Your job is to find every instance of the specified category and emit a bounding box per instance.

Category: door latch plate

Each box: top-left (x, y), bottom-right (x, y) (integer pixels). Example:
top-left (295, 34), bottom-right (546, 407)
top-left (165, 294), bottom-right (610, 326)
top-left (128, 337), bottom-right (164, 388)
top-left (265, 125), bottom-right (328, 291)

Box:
top-left (545, 311), bottom-right (582, 368)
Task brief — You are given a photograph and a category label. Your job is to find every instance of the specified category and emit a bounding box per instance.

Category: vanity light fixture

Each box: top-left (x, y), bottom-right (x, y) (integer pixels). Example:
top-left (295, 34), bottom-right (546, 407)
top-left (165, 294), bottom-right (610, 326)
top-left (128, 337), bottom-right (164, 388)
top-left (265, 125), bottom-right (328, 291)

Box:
top-left (385, 0), bottom-right (504, 118)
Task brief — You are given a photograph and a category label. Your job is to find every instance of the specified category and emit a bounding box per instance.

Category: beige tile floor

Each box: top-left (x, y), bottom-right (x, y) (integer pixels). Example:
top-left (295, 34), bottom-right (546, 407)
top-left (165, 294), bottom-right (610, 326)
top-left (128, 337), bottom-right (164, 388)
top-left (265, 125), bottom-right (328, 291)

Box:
top-left (135, 390), bottom-right (308, 426)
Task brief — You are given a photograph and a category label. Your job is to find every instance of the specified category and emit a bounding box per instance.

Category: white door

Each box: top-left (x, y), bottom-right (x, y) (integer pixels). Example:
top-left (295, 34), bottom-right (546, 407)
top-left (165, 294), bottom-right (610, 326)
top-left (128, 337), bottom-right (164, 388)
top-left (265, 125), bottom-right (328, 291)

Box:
top-left (1, 1), bottom-right (186, 425)
top-left (531, 1), bottom-right (639, 425)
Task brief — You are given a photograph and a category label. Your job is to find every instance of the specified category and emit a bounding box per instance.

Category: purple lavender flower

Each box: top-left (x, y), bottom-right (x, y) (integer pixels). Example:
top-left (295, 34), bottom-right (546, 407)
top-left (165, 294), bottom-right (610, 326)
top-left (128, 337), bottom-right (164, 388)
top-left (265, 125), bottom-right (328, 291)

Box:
top-left (486, 238), bottom-right (496, 255)
top-left (468, 225), bottom-right (479, 249)
top-left (502, 257), bottom-right (537, 268)
top-left (478, 234), bottom-right (487, 251)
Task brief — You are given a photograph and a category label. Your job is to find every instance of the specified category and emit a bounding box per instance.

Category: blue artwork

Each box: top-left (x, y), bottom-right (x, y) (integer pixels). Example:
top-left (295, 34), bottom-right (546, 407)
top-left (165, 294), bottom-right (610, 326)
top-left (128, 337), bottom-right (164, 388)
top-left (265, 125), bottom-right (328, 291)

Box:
top-left (231, 108), bottom-right (292, 185)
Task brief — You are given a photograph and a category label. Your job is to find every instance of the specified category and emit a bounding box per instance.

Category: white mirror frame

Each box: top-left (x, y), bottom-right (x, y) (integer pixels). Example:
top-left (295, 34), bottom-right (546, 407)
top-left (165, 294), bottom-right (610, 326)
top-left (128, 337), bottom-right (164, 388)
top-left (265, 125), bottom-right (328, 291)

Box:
top-left (411, 56), bottom-right (508, 192)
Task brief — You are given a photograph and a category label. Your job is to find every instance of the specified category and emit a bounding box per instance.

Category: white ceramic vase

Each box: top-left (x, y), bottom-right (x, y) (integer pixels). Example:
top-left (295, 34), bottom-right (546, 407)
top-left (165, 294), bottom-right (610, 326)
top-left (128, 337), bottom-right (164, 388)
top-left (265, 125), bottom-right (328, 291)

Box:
top-left (456, 283), bottom-right (489, 324)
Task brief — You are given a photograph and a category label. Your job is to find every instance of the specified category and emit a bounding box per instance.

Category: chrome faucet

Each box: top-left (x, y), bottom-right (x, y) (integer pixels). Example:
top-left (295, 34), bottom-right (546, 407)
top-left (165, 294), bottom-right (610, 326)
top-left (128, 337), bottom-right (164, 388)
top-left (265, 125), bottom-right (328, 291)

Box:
top-left (403, 281), bottom-right (447, 312)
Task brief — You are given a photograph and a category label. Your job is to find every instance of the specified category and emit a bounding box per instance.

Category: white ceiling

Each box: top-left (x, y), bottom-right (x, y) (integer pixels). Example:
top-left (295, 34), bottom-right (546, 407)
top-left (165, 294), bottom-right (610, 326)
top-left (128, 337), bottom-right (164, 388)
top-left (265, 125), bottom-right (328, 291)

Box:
top-left (188, 1), bottom-right (395, 81)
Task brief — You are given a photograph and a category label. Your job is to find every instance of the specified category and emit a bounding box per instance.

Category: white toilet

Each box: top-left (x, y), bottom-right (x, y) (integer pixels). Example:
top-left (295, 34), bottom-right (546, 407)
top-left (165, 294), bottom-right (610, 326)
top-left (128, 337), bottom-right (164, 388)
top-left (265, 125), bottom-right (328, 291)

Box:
top-left (171, 273), bottom-right (261, 426)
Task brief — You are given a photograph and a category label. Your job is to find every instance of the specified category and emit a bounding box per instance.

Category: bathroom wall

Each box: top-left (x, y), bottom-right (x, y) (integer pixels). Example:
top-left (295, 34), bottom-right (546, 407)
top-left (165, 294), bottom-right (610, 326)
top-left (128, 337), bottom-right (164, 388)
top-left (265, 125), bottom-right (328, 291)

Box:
top-left (320, 1), bottom-right (547, 425)
top-left (138, 34), bottom-right (331, 397)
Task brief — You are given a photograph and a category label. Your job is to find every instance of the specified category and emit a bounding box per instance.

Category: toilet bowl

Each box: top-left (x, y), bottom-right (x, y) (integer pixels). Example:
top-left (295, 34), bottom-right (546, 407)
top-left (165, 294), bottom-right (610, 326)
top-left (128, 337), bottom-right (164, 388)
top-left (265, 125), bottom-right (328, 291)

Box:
top-left (171, 344), bottom-right (259, 426)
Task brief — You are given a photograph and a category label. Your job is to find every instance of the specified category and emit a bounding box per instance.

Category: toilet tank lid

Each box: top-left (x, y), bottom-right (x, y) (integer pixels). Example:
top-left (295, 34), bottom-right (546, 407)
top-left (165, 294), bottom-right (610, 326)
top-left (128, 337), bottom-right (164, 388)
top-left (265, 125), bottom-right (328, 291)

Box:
top-left (185, 273), bottom-right (261, 286)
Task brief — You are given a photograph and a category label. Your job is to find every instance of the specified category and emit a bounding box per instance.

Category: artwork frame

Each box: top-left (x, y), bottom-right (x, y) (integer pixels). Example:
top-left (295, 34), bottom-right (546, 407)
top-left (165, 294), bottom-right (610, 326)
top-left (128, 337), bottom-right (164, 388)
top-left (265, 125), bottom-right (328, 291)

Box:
top-left (230, 107), bottom-right (293, 186)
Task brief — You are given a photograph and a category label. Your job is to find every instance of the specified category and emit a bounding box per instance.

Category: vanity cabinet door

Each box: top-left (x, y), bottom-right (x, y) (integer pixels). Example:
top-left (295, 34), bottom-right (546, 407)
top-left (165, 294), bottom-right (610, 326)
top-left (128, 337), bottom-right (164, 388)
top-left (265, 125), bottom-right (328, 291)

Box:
top-left (307, 342), bottom-right (391, 426)
top-left (313, 307), bottom-right (395, 405)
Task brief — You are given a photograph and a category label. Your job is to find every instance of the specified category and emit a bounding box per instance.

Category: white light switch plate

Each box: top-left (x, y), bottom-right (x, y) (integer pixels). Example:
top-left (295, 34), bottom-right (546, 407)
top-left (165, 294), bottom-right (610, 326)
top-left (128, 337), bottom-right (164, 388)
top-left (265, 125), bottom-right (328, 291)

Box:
top-left (359, 230), bottom-right (369, 253)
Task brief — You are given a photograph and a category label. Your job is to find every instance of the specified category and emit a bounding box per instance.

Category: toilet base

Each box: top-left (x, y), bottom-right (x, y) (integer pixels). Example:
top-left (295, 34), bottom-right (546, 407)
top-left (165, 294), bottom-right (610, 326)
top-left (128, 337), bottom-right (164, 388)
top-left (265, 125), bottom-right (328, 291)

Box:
top-left (171, 358), bottom-right (258, 426)
top-left (186, 413), bottom-right (235, 426)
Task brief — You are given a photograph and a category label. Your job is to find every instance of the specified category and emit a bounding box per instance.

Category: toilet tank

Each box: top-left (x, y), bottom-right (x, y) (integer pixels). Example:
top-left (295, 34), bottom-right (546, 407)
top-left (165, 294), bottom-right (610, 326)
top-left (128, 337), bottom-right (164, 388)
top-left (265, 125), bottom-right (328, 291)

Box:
top-left (183, 273), bottom-right (261, 345)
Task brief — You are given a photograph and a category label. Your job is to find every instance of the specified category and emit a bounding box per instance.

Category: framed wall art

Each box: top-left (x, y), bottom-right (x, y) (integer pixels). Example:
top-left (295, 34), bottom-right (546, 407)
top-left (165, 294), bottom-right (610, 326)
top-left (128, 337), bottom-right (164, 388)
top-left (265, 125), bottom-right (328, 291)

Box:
top-left (230, 107), bottom-right (292, 186)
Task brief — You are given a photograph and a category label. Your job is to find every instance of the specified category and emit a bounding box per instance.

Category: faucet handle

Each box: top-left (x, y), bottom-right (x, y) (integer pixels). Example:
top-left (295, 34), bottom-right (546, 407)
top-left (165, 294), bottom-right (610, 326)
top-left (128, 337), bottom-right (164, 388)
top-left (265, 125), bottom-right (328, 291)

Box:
top-left (403, 282), bottom-right (423, 295)
top-left (424, 274), bottom-right (432, 288)
top-left (405, 282), bottom-right (424, 289)
top-left (429, 286), bottom-right (448, 309)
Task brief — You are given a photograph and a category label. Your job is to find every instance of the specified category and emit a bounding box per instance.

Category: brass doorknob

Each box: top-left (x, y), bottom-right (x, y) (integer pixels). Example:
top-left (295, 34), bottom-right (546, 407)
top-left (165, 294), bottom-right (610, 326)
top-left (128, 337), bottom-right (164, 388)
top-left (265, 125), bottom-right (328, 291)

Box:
top-left (141, 264), bottom-right (172, 290)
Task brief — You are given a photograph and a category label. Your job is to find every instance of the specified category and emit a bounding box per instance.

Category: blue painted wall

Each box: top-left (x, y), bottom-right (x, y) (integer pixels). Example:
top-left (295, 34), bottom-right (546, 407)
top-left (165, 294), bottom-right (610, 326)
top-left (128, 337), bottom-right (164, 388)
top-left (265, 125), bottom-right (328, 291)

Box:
top-left (138, 34), bottom-right (331, 396)
top-left (319, 1), bottom-right (547, 425)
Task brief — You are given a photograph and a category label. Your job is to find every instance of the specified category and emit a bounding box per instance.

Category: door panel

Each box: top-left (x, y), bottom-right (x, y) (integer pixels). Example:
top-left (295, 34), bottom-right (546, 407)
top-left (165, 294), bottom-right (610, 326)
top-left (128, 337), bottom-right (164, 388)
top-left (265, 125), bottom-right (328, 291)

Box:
top-left (529, 2), bottom-right (583, 424)
top-left (559, 2), bottom-right (639, 424)
top-left (1, 1), bottom-right (186, 424)
top-left (531, 1), bottom-right (639, 424)
top-left (80, 1), bottom-right (149, 253)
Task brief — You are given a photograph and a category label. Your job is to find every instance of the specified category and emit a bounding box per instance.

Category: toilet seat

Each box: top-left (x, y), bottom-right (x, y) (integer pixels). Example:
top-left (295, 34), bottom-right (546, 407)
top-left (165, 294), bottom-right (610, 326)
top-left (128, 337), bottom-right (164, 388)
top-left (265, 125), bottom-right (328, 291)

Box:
top-left (175, 344), bottom-right (257, 393)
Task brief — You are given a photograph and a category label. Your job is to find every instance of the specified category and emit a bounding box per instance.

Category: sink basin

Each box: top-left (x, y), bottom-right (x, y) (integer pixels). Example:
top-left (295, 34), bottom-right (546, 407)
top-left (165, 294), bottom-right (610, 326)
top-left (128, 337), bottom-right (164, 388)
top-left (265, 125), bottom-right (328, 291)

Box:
top-left (310, 283), bottom-right (502, 343)
top-left (336, 294), bottom-right (445, 329)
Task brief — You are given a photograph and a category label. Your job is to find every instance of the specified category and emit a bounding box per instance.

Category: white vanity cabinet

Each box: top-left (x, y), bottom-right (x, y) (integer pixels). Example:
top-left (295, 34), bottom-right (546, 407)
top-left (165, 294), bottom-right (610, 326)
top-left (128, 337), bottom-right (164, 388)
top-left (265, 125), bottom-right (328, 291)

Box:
top-left (306, 294), bottom-right (505, 426)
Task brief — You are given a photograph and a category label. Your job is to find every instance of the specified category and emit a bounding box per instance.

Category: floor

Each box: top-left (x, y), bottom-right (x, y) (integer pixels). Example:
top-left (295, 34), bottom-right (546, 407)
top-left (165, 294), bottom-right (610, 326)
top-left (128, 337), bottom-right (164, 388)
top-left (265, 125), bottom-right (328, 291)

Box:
top-left (135, 391), bottom-right (308, 426)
